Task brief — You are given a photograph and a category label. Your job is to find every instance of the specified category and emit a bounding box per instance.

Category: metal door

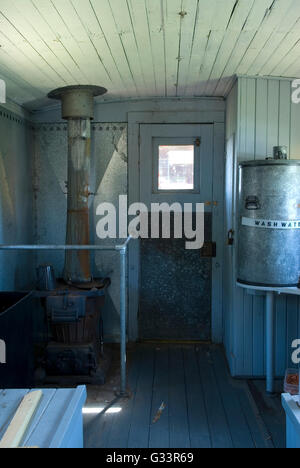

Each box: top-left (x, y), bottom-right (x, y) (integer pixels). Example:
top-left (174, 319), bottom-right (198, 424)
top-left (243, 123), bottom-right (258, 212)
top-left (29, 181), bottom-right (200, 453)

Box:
top-left (139, 124), bottom-right (214, 341)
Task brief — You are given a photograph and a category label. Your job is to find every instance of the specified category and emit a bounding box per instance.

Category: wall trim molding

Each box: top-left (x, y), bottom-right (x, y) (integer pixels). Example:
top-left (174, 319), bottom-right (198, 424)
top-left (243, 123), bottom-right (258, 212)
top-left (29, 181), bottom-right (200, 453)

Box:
top-left (236, 74), bottom-right (296, 83)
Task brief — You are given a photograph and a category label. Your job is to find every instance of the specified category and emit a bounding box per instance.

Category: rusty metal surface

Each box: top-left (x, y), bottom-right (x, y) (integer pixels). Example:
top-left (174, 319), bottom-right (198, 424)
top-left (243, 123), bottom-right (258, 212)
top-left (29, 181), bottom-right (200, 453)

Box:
top-left (63, 118), bottom-right (92, 283)
top-left (48, 86), bottom-right (109, 285)
top-left (49, 296), bottom-right (105, 345)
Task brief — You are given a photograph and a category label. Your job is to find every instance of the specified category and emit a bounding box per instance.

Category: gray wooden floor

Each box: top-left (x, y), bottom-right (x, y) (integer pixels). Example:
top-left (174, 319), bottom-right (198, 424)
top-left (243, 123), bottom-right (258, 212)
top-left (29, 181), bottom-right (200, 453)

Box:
top-left (84, 344), bottom-right (285, 449)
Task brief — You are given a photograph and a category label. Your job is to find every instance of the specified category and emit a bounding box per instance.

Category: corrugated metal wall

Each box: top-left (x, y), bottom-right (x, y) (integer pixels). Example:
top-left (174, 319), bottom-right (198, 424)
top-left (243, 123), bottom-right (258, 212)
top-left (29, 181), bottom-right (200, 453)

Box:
top-left (225, 76), bottom-right (300, 377)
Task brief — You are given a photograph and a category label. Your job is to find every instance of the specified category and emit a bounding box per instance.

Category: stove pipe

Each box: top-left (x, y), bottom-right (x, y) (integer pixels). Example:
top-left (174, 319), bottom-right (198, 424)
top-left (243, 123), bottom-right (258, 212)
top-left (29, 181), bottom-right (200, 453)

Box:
top-left (48, 85), bottom-right (107, 284)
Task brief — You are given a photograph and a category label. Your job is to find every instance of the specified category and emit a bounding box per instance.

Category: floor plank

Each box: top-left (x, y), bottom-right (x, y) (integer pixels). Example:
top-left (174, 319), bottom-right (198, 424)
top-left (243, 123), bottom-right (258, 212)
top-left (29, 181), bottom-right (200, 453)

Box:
top-left (169, 347), bottom-right (190, 448)
top-left (127, 346), bottom-right (155, 449)
top-left (106, 348), bottom-right (143, 448)
top-left (248, 380), bottom-right (286, 449)
top-left (84, 347), bottom-right (142, 448)
top-left (237, 387), bottom-right (274, 449)
top-left (196, 347), bottom-right (233, 448)
top-left (149, 346), bottom-right (170, 449)
top-left (84, 344), bottom-right (285, 449)
top-left (183, 347), bottom-right (211, 448)
top-left (211, 346), bottom-right (256, 448)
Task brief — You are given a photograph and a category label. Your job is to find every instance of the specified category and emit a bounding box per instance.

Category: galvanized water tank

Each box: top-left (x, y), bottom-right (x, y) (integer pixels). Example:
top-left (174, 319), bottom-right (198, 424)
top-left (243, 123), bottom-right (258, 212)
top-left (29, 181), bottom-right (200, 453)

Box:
top-left (238, 160), bottom-right (300, 287)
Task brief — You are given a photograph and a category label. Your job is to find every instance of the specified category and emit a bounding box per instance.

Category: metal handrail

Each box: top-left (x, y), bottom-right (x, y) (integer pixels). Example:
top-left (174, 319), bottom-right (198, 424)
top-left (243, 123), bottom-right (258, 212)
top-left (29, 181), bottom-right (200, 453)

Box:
top-left (0, 242), bottom-right (129, 252)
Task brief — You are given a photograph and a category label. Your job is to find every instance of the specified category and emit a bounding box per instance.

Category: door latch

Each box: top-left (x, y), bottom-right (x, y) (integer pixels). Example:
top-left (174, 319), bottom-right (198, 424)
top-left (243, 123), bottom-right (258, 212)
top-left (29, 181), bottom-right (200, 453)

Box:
top-left (227, 229), bottom-right (234, 246)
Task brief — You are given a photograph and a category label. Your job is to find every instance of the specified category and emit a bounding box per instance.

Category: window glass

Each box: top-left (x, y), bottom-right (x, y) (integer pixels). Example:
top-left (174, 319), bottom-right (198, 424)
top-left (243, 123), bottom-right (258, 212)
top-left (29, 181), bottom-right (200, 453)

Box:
top-left (158, 145), bottom-right (194, 190)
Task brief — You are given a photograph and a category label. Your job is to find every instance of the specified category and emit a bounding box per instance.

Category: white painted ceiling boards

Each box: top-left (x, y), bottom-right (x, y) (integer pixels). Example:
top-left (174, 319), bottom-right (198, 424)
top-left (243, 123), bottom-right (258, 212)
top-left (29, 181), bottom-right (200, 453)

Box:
top-left (0, 0), bottom-right (299, 109)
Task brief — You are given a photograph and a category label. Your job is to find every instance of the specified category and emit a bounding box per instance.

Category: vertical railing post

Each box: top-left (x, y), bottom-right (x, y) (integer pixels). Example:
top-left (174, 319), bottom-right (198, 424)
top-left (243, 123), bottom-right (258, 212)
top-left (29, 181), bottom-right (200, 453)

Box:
top-left (119, 247), bottom-right (128, 396)
top-left (266, 291), bottom-right (275, 394)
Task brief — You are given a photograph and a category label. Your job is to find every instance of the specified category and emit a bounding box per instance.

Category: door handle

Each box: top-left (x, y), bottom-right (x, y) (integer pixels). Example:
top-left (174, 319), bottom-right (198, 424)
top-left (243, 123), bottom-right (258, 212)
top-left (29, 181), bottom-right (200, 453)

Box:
top-left (245, 196), bottom-right (260, 210)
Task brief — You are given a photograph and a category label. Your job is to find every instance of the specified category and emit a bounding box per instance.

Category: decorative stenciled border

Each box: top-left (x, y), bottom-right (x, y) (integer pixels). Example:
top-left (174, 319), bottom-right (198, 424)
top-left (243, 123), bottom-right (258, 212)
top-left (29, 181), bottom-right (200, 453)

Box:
top-left (0, 106), bottom-right (33, 129)
top-left (33, 123), bottom-right (126, 132)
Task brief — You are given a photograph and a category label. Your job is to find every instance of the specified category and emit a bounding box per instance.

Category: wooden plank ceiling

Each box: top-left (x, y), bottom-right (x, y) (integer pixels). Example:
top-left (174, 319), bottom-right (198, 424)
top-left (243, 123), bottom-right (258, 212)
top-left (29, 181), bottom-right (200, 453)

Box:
top-left (0, 0), bottom-right (300, 110)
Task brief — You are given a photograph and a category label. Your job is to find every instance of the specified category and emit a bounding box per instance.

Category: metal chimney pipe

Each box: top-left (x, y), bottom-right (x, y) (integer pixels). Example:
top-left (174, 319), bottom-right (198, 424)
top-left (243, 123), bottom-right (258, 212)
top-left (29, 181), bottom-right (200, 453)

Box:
top-left (48, 85), bottom-right (107, 284)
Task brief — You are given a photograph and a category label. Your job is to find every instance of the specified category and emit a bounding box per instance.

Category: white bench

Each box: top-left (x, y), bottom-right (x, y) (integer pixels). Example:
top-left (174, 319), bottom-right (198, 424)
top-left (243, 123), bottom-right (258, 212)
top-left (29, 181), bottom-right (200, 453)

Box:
top-left (0, 386), bottom-right (86, 448)
top-left (282, 393), bottom-right (300, 449)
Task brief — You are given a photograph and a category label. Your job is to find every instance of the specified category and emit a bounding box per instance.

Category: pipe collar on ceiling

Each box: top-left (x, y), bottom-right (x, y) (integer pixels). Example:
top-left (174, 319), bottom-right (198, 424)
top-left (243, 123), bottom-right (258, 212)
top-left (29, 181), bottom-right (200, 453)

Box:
top-left (48, 85), bottom-right (107, 120)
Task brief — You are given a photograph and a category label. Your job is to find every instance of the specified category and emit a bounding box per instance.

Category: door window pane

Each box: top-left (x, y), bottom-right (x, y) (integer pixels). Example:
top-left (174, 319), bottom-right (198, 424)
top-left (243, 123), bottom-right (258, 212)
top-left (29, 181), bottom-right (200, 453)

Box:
top-left (158, 145), bottom-right (194, 190)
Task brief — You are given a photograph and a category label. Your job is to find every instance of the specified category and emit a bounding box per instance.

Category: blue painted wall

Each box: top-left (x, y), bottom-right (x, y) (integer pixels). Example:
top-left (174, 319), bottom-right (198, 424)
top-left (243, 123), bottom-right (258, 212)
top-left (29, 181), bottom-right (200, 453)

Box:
top-left (0, 105), bottom-right (35, 291)
top-left (225, 77), bottom-right (300, 377)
